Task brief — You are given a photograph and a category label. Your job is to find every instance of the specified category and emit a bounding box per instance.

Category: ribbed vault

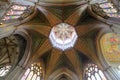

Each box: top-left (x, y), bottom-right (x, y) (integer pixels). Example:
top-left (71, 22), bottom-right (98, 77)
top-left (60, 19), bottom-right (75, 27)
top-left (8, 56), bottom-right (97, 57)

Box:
top-left (0, 0), bottom-right (119, 80)
top-left (15, 2), bottom-right (105, 80)
top-left (0, 35), bottom-right (26, 66)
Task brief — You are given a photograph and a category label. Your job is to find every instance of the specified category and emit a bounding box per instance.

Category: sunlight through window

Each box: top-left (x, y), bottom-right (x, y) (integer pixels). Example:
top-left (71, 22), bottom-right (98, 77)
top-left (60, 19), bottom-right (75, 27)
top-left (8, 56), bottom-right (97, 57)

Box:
top-left (0, 65), bottom-right (11, 77)
top-left (85, 64), bottom-right (107, 80)
top-left (2, 4), bottom-right (33, 21)
top-left (21, 63), bottom-right (43, 80)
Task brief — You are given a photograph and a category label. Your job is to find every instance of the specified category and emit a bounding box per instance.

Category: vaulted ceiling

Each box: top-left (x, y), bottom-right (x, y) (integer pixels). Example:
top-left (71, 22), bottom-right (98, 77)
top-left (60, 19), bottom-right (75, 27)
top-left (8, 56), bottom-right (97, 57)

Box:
top-left (0, 0), bottom-right (120, 80)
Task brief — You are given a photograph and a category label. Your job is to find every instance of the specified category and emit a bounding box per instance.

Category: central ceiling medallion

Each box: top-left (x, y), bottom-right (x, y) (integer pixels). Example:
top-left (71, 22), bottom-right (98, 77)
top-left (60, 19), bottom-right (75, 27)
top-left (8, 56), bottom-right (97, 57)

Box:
top-left (49, 23), bottom-right (78, 51)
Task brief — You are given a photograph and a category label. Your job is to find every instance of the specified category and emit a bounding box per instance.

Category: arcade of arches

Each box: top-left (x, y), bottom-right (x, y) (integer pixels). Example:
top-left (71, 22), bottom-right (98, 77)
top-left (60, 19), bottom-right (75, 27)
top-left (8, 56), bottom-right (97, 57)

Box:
top-left (0, 0), bottom-right (120, 80)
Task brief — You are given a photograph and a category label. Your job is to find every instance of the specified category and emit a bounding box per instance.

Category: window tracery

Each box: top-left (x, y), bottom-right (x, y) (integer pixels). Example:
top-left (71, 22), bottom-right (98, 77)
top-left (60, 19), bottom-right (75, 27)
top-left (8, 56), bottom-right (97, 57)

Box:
top-left (1, 4), bottom-right (34, 22)
top-left (85, 64), bottom-right (107, 80)
top-left (11, 5), bottom-right (27, 10)
top-left (21, 63), bottom-right (43, 80)
top-left (99, 2), bottom-right (118, 17)
top-left (0, 65), bottom-right (11, 77)
top-left (92, 1), bottom-right (120, 18)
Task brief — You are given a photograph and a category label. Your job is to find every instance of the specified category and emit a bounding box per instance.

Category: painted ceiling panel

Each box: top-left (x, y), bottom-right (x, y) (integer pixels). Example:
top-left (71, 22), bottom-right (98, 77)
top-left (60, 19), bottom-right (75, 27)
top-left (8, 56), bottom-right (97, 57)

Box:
top-left (100, 33), bottom-right (120, 63)
top-left (0, 0), bottom-right (119, 80)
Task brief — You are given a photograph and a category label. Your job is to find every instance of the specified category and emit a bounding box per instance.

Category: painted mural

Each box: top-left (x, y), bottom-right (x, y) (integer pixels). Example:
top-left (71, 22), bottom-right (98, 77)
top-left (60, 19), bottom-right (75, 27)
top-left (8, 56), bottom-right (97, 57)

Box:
top-left (100, 33), bottom-right (120, 62)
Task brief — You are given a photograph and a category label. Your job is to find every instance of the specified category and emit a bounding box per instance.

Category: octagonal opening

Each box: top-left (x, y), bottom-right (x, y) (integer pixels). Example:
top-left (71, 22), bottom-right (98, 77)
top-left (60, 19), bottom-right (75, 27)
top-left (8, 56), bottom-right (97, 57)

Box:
top-left (49, 23), bottom-right (78, 51)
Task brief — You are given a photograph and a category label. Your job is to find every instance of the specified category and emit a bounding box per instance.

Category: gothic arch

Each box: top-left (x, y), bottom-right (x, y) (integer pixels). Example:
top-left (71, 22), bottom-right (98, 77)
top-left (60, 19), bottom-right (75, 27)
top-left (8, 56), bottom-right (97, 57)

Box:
top-left (96, 28), bottom-right (120, 80)
top-left (55, 74), bottom-right (72, 80)
top-left (48, 68), bottom-right (79, 80)
top-left (96, 28), bottom-right (111, 67)
top-left (14, 29), bottom-right (32, 67)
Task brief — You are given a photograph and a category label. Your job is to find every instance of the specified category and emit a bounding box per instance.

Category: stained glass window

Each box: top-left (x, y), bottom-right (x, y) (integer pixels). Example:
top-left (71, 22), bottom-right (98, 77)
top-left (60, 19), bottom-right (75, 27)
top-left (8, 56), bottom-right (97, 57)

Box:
top-left (106, 14), bottom-right (118, 17)
top-left (11, 5), bottom-right (27, 10)
top-left (99, 3), bottom-right (113, 8)
top-left (85, 64), bottom-right (107, 80)
top-left (1, 4), bottom-right (33, 21)
top-left (98, 2), bottom-right (119, 18)
top-left (103, 9), bottom-right (117, 13)
top-left (3, 16), bottom-right (20, 20)
top-left (92, 0), bottom-right (120, 18)
top-left (49, 23), bottom-right (78, 51)
top-left (0, 65), bottom-right (11, 77)
top-left (7, 10), bottom-right (24, 15)
top-left (21, 63), bottom-right (43, 80)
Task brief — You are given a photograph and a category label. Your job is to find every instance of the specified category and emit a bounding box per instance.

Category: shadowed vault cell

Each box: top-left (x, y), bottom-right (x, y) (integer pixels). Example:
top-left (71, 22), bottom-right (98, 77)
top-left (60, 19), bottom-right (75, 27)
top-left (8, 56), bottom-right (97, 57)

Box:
top-left (49, 23), bottom-right (78, 51)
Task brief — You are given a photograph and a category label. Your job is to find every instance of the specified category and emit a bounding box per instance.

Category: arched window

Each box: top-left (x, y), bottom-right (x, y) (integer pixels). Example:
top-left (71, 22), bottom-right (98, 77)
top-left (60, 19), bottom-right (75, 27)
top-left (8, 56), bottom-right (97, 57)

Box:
top-left (91, 1), bottom-right (120, 18)
top-left (85, 63), bottom-right (107, 80)
top-left (0, 65), bottom-right (11, 77)
top-left (99, 2), bottom-right (118, 17)
top-left (1, 4), bottom-right (34, 22)
top-left (21, 63), bottom-right (43, 80)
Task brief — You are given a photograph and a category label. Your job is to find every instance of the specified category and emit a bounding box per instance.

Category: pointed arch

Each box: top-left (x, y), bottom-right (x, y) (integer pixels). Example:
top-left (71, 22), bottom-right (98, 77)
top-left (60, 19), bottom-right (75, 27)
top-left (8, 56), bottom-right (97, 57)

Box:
top-left (48, 68), bottom-right (79, 80)
top-left (96, 28), bottom-right (120, 80)
top-left (21, 62), bottom-right (43, 80)
top-left (55, 74), bottom-right (72, 80)
top-left (14, 29), bottom-right (32, 67)
top-left (83, 63), bottom-right (107, 80)
top-left (0, 33), bottom-right (28, 79)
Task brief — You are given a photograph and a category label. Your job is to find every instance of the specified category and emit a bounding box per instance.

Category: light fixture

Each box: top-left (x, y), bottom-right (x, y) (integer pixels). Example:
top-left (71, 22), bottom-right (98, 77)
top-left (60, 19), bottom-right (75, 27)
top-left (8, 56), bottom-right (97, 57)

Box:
top-left (49, 23), bottom-right (78, 51)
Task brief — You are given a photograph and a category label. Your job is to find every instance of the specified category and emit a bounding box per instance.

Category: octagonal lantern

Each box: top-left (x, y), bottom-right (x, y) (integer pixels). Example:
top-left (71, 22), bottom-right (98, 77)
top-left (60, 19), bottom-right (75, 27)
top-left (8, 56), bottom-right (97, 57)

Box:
top-left (49, 23), bottom-right (78, 51)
